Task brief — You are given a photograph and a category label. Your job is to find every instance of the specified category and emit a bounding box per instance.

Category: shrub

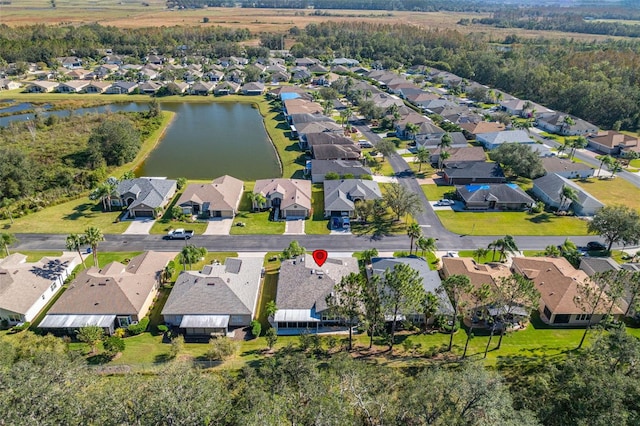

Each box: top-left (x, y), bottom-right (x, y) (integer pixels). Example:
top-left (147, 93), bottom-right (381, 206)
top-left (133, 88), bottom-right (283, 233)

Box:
top-left (298, 330), bottom-right (313, 351)
top-left (103, 336), bottom-right (125, 355)
top-left (1, 319), bottom-right (8, 329)
top-left (11, 322), bottom-right (30, 332)
top-left (265, 327), bottom-right (277, 349)
top-left (113, 328), bottom-right (126, 338)
top-left (250, 320), bottom-right (262, 338)
top-left (127, 318), bottom-right (149, 335)
top-left (169, 335), bottom-right (184, 359)
top-left (157, 325), bottom-right (169, 333)
top-left (205, 337), bottom-right (239, 361)
top-left (324, 172), bottom-right (340, 180)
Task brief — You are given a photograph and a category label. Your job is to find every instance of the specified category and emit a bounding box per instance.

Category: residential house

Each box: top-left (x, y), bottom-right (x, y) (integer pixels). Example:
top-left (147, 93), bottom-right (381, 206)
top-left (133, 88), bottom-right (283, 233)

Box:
top-left (456, 183), bottom-right (534, 210)
top-left (0, 79), bottom-right (21, 90)
top-left (138, 68), bottom-right (159, 81)
top-left (271, 254), bottom-right (360, 334)
top-left (162, 257), bottom-right (264, 337)
top-left (0, 253), bottom-right (79, 325)
top-left (112, 178), bottom-right (178, 218)
top-left (296, 121), bottom-right (343, 147)
top-left (395, 112), bottom-right (431, 140)
top-left (253, 178), bottom-right (312, 219)
top-left (57, 56), bottom-right (83, 69)
top-left (103, 55), bottom-right (124, 65)
top-left (214, 81), bottom-right (240, 95)
top-left (588, 131), bottom-right (639, 155)
top-left (579, 257), bottom-right (621, 277)
top-left (370, 92), bottom-right (404, 110)
top-left (459, 121), bottom-right (506, 140)
top-left (39, 251), bottom-right (175, 335)
top-left (532, 173), bottom-right (604, 216)
top-left (429, 146), bottom-right (486, 166)
top-left (270, 71), bottom-right (290, 84)
top-left (84, 81), bottom-right (112, 94)
top-left (403, 90), bottom-right (441, 109)
top-left (176, 175), bottom-right (244, 218)
top-left (146, 54), bottom-right (165, 65)
top-left (295, 58), bottom-right (318, 67)
top-left (57, 80), bottom-right (90, 93)
top-left (203, 70), bottom-right (224, 82)
top-left (309, 64), bottom-right (329, 75)
top-left (476, 130), bottom-right (536, 150)
top-left (105, 81), bottom-right (138, 95)
top-left (309, 160), bottom-right (372, 183)
top-left (370, 257), bottom-right (454, 324)
top-left (512, 257), bottom-right (623, 326)
top-left (536, 112), bottom-right (598, 136)
top-left (190, 81), bottom-right (215, 96)
top-left (416, 131), bottom-right (467, 150)
top-left (26, 81), bottom-right (59, 93)
top-left (65, 69), bottom-right (93, 80)
top-left (241, 82), bottom-right (265, 96)
top-left (541, 157), bottom-right (594, 179)
top-left (443, 162), bottom-right (506, 185)
top-left (167, 81), bottom-right (190, 94)
top-left (138, 81), bottom-right (162, 95)
top-left (331, 58), bottom-right (360, 67)
top-left (331, 65), bottom-right (351, 74)
top-left (323, 179), bottom-right (382, 218)
top-left (305, 132), bottom-right (354, 152)
top-left (313, 144), bottom-right (361, 161)
top-left (291, 68), bottom-right (312, 82)
top-left (529, 144), bottom-right (555, 158)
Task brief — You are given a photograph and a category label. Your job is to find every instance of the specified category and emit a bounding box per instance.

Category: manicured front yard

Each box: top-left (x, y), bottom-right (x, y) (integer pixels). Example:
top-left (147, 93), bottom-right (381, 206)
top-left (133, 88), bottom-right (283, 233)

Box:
top-left (305, 184), bottom-right (330, 235)
top-left (231, 211), bottom-right (284, 235)
top-left (574, 176), bottom-right (640, 211)
top-left (435, 210), bottom-right (589, 236)
top-left (421, 184), bottom-right (456, 201)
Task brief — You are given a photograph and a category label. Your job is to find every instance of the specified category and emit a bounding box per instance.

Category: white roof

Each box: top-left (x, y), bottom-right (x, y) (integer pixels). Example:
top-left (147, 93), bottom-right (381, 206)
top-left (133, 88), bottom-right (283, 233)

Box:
top-left (179, 315), bottom-right (229, 328)
top-left (39, 314), bottom-right (115, 329)
top-left (273, 309), bottom-right (320, 322)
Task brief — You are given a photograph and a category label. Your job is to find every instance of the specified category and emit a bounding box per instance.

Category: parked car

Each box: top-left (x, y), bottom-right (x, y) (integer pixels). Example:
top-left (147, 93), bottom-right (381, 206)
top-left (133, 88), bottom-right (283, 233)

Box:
top-left (436, 199), bottom-right (455, 206)
top-left (166, 228), bottom-right (194, 240)
top-left (358, 139), bottom-right (373, 148)
top-left (444, 251), bottom-right (459, 258)
top-left (586, 241), bottom-right (607, 251)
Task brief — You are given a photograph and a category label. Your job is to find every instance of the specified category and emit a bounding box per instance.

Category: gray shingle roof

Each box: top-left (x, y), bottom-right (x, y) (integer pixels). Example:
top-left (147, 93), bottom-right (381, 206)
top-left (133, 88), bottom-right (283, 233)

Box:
top-left (324, 179), bottom-right (382, 212)
top-left (444, 162), bottom-right (505, 180)
top-left (311, 160), bottom-right (371, 177)
top-left (532, 173), bottom-right (603, 208)
top-left (370, 257), bottom-right (454, 315)
top-left (162, 257), bottom-right (263, 317)
top-left (117, 178), bottom-right (177, 210)
top-left (313, 144), bottom-right (361, 160)
top-left (276, 255), bottom-right (359, 313)
top-left (456, 184), bottom-right (534, 205)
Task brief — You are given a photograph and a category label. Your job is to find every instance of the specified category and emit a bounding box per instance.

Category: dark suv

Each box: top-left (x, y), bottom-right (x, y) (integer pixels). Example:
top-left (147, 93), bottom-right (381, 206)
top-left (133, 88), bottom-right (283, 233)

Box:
top-left (586, 241), bottom-right (607, 251)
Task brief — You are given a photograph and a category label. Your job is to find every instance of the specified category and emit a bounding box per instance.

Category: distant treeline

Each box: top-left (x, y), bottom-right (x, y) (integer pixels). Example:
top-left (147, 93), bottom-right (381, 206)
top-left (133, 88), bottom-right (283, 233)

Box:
top-left (167, 0), bottom-right (500, 12)
top-left (0, 24), bottom-right (251, 66)
top-left (473, 11), bottom-right (640, 38)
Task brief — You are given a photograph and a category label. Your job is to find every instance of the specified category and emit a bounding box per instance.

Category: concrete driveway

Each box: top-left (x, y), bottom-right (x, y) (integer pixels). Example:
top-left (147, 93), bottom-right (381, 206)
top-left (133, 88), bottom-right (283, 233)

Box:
top-left (204, 218), bottom-right (233, 235)
top-left (123, 218), bottom-right (155, 235)
top-left (284, 219), bottom-right (305, 235)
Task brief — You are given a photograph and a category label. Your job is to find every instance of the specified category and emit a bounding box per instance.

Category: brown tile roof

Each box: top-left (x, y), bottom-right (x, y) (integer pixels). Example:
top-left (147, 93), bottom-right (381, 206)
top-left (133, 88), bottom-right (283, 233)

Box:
top-left (254, 178), bottom-right (312, 211)
top-left (441, 257), bottom-right (511, 304)
top-left (511, 257), bottom-right (622, 316)
top-left (284, 99), bottom-right (323, 115)
top-left (48, 251), bottom-right (176, 317)
top-left (589, 131), bottom-right (638, 149)
top-left (459, 121), bottom-right (506, 135)
top-left (177, 175), bottom-right (244, 212)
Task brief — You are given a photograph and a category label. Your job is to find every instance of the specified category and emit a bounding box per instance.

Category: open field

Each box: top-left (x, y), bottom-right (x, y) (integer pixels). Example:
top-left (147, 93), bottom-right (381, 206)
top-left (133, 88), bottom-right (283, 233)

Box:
top-left (0, 4), bottom-right (633, 42)
top-left (574, 177), bottom-right (640, 212)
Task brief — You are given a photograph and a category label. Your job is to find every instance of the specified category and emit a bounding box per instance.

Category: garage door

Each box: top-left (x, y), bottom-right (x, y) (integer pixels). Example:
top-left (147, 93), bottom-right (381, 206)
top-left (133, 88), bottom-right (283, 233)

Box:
top-left (285, 210), bottom-right (307, 218)
top-left (135, 210), bottom-right (154, 217)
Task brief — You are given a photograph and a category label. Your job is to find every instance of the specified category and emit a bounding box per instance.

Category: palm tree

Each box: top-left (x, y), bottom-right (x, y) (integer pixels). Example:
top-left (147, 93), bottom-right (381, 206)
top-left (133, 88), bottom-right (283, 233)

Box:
top-left (438, 150), bottom-right (451, 172)
top-left (89, 183), bottom-right (112, 211)
top-left (463, 283), bottom-right (492, 359)
top-left (417, 236), bottom-right (437, 259)
top-left (405, 122), bottom-right (420, 140)
top-left (84, 227), bottom-right (104, 268)
top-left (560, 185), bottom-right (578, 211)
top-left (362, 152), bottom-right (374, 167)
top-left (0, 198), bottom-right (14, 224)
top-left (596, 155), bottom-right (613, 178)
top-left (247, 192), bottom-right (266, 212)
top-left (544, 245), bottom-right (561, 257)
top-left (65, 233), bottom-right (87, 269)
top-left (340, 107), bottom-right (353, 128)
top-left (570, 136), bottom-right (588, 160)
top-left (1, 233), bottom-right (17, 257)
top-left (608, 159), bottom-right (623, 178)
top-left (557, 139), bottom-right (571, 158)
top-left (360, 248), bottom-right (378, 267)
top-left (406, 223), bottom-right (422, 255)
top-left (414, 146), bottom-right (430, 172)
top-left (500, 235), bottom-right (519, 261)
top-left (179, 245), bottom-right (207, 270)
top-left (162, 261), bottom-right (175, 284)
top-left (561, 115), bottom-right (575, 135)
top-left (488, 238), bottom-right (505, 262)
top-left (473, 247), bottom-right (490, 263)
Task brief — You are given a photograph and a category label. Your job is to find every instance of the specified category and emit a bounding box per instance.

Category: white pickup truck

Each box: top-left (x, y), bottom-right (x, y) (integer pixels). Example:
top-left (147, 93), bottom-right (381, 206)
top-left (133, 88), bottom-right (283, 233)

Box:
top-left (166, 228), bottom-right (194, 240)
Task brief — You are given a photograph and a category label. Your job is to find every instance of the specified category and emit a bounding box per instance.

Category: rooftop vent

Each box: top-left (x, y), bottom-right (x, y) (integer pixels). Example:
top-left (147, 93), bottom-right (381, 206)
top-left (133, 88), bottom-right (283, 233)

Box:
top-left (207, 282), bottom-right (215, 286)
top-left (98, 282), bottom-right (106, 286)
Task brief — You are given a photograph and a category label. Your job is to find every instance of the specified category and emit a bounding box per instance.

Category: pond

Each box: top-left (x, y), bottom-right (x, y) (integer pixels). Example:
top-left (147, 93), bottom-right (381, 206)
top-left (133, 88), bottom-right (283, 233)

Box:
top-left (0, 101), bottom-right (281, 181)
top-left (135, 102), bottom-right (281, 180)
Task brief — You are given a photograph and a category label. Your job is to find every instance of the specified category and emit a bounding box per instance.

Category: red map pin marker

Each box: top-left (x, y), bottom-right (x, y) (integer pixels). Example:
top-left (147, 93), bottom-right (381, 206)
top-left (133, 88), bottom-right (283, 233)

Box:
top-left (312, 249), bottom-right (328, 267)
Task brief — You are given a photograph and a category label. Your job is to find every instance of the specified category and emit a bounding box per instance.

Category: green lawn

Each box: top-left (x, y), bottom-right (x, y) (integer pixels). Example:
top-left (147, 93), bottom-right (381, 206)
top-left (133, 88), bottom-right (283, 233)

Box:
top-left (231, 211), bottom-right (284, 235)
top-left (306, 184), bottom-right (330, 235)
top-left (435, 210), bottom-right (589, 236)
top-left (0, 197), bottom-right (129, 234)
top-left (421, 184), bottom-right (456, 201)
top-left (406, 160), bottom-right (437, 179)
top-left (574, 177), bottom-right (640, 211)
top-left (172, 252), bottom-right (237, 279)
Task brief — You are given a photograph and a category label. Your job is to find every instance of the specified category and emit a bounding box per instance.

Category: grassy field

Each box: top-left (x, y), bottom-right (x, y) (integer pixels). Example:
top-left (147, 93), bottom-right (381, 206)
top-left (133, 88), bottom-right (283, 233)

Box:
top-left (435, 210), bottom-right (589, 236)
top-left (306, 184), bottom-right (330, 235)
top-left (574, 177), bottom-right (640, 212)
top-left (231, 210), bottom-right (284, 235)
top-left (1, 3), bottom-right (630, 42)
top-left (421, 184), bottom-right (457, 201)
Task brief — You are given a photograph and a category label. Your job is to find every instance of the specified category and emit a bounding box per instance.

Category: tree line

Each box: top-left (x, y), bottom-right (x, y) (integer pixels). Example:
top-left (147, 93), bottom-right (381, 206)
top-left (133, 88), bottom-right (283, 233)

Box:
top-left (2, 326), bottom-right (640, 425)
